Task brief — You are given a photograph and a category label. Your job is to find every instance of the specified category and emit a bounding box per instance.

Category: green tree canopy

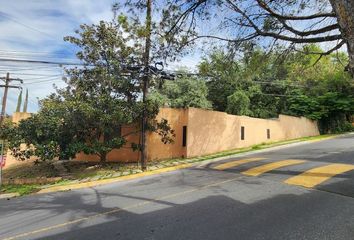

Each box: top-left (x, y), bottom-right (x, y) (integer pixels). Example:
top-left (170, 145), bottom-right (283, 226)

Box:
top-left (3, 6), bottom-right (184, 163)
top-left (150, 76), bottom-right (212, 109)
top-left (226, 90), bottom-right (251, 116)
top-left (199, 44), bottom-right (353, 132)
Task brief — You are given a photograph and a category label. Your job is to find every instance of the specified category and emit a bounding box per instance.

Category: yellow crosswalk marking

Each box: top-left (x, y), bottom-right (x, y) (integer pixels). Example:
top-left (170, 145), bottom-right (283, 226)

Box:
top-left (213, 157), bottom-right (266, 170)
top-left (284, 163), bottom-right (354, 188)
top-left (242, 160), bottom-right (306, 177)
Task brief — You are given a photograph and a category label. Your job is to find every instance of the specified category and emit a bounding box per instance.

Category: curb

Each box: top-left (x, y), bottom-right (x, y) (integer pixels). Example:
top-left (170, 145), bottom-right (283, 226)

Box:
top-left (33, 134), bottom-right (344, 195)
top-left (37, 163), bottom-right (192, 194)
top-left (0, 193), bottom-right (20, 199)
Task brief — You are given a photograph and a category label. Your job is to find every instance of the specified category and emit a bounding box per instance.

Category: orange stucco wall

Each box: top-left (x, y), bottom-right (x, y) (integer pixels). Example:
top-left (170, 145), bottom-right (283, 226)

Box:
top-left (11, 112), bottom-right (32, 124)
top-left (75, 124), bottom-right (141, 162)
top-left (186, 108), bottom-right (319, 157)
top-left (146, 108), bottom-right (188, 161)
top-left (75, 108), bottom-right (188, 162)
top-left (4, 108), bottom-right (320, 168)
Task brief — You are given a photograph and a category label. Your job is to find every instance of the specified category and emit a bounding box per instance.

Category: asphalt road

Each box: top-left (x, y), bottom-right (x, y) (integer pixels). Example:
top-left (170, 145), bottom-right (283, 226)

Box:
top-left (1, 134), bottom-right (354, 240)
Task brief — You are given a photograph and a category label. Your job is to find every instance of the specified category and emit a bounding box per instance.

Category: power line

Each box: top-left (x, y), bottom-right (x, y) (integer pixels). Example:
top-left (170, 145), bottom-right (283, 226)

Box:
top-left (23, 75), bottom-right (64, 82)
top-left (0, 54), bottom-right (77, 62)
top-left (0, 49), bottom-right (72, 56)
top-left (23, 78), bottom-right (63, 85)
top-left (0, 66), bottom-right (61, 71)
top-left (0, 57), bottom-right (84, 66)
top-left (0, 72), bottom-right (64, 77)
top-left (0, 12), bottom-right (58, 40)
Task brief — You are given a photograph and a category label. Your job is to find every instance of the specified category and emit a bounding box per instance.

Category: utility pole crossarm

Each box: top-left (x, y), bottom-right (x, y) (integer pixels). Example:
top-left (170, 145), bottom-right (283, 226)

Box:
top-left (0, 85), bottom-right (21, 89)
top-left (0, 77), bottom-right (23, 83)
top-left (0, 73), bottom-right (23, 124)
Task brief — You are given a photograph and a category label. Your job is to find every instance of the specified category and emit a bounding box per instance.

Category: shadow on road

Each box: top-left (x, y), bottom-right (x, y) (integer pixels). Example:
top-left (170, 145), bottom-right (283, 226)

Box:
top-left (31, 190), bottom-right (354, 240)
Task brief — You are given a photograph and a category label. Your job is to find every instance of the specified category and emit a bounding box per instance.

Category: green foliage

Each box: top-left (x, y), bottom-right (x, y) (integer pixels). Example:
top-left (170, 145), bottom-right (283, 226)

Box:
top-left (199, 48), bottom-right (291, 118)
top-left (3, 6), bottom-right (185, 163)
top-left (1, 184), bottom-right (39, 196)
top-left (226, 90), bottom-right (251, 115)
top-left (285, 45), bottom-right (354, 132)
top-left (288, 91), bottom-right (354, 133)
top-left (199, 51), bottom-right (242, 111)
top-left (0, 119), bottom-right (14, 140)
top-left (150, 76), bottom-right (212, 109)
top-left (199, 44), bottom-right (353, 132)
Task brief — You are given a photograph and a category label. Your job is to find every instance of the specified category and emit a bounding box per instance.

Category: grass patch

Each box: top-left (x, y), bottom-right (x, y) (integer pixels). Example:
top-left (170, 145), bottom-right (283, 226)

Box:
top-left (3, 161), bottom-right (59, 179)
top-left (1, 184), bottom-right (40, 196)
top-left (3, 161), bottom-right (140, 181)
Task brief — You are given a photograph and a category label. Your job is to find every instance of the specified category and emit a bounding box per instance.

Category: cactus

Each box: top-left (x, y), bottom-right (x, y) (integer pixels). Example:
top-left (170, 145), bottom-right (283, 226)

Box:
top-left (23, 89), bottom-right (28, 113)
top-left (16, 90), bottom-right (22, 112)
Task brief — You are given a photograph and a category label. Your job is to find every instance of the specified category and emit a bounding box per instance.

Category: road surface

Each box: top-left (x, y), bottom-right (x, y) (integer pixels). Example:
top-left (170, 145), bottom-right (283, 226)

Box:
top-left (1, 134), bottom-right (354, 240)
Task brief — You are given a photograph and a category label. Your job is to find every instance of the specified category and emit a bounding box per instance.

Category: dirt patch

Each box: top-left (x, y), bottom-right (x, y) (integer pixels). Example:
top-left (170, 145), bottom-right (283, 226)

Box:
top-left (2, 161), bottom-right (141, 182)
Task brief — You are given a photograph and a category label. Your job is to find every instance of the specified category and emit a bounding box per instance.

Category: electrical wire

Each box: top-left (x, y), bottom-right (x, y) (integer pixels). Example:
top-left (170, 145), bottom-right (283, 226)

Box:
top-left (0, 12), bottom-right (58, 40)
top-left (0, 57), bottom-right (84, 66)
top-left (23, 78), bottom-right (63, 85)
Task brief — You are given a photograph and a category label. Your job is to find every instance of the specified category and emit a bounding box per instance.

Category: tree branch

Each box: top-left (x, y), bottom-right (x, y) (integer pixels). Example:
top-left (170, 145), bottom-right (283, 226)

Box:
top-left (183, 33), bottom-right (258, 46)
top-left (167, 0), bottom-right (207, 35)
top-left (294, 40), bottom-right (345, 55)
top-left (226, 0), bottom-right (342, 43)
top-left (256, 0), bottom-right (339, 37)
top-left (256, 0), bottom-right (336, 20)
top-left (282, 23), bottom-right (339, 37)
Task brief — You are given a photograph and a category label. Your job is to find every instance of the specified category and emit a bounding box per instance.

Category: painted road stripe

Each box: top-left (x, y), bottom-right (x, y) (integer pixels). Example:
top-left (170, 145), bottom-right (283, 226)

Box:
top-left (284, 163), bottom-right (354, 188)
top-left (213, 157), bottom-right (266, 170)
top-left (242, 160), bottom-right (306, 177)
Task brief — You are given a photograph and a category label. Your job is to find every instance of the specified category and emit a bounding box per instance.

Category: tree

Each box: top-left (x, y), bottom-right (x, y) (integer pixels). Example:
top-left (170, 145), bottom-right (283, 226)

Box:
top-left (288, 91), bottom-right (354, 133)
top-left (114, 1), bottom-right (195, 169)
top-left (4, 6), bottom-right (182, 164)
top-left (3, 98), bottom-right (83, 161)
top-left (199, 51), bottom-right (242, 111)
top-left (150, 76), bottom-right (212, 109)
top-left (198, 48), bottom-right (292, 118)
top-left (226, 90), bottom-right (251, 115)
top-left (167, 0), bottom-right (354, 77)
top-left (198, 44), bottom-right (353, 131)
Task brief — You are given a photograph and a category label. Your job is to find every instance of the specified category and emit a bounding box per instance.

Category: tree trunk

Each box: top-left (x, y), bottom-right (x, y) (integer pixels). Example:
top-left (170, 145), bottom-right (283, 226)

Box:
top-left (330, 0), bottom-right (354, 76)
top-left (140, 0), bottom-right (152, 171)
top-left (100, 152), bottom-right (107, 163)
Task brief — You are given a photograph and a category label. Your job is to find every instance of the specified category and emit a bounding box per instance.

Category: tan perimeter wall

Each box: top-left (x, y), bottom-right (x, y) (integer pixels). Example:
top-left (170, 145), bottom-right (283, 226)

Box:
top-left (4, 108), bottom-right (319, 168)
top-left (75, 108), bottom-right (188, 162)
top-left (186, 108), bottom-right (319, 157)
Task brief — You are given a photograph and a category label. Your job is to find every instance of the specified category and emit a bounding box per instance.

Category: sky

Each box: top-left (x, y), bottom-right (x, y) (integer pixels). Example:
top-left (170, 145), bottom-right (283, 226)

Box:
top-left (0, 0), bottom-right (344, 115)
top-left (0, 0), bottom-right (202, 114)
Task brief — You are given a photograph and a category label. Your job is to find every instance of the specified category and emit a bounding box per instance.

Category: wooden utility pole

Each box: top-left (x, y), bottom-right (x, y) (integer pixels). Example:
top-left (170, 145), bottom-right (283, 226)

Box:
top-left (0, 73), bottom-right (23, 124)
top-left (141, 0), bottom-right (152, 171)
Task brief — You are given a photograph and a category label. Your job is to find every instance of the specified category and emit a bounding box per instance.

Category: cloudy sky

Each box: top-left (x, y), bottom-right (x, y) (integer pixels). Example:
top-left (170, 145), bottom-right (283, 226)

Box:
top-left (0, 1), bottom-right (343, 115)
top-left (0, 0), bottom-right (202, 114)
